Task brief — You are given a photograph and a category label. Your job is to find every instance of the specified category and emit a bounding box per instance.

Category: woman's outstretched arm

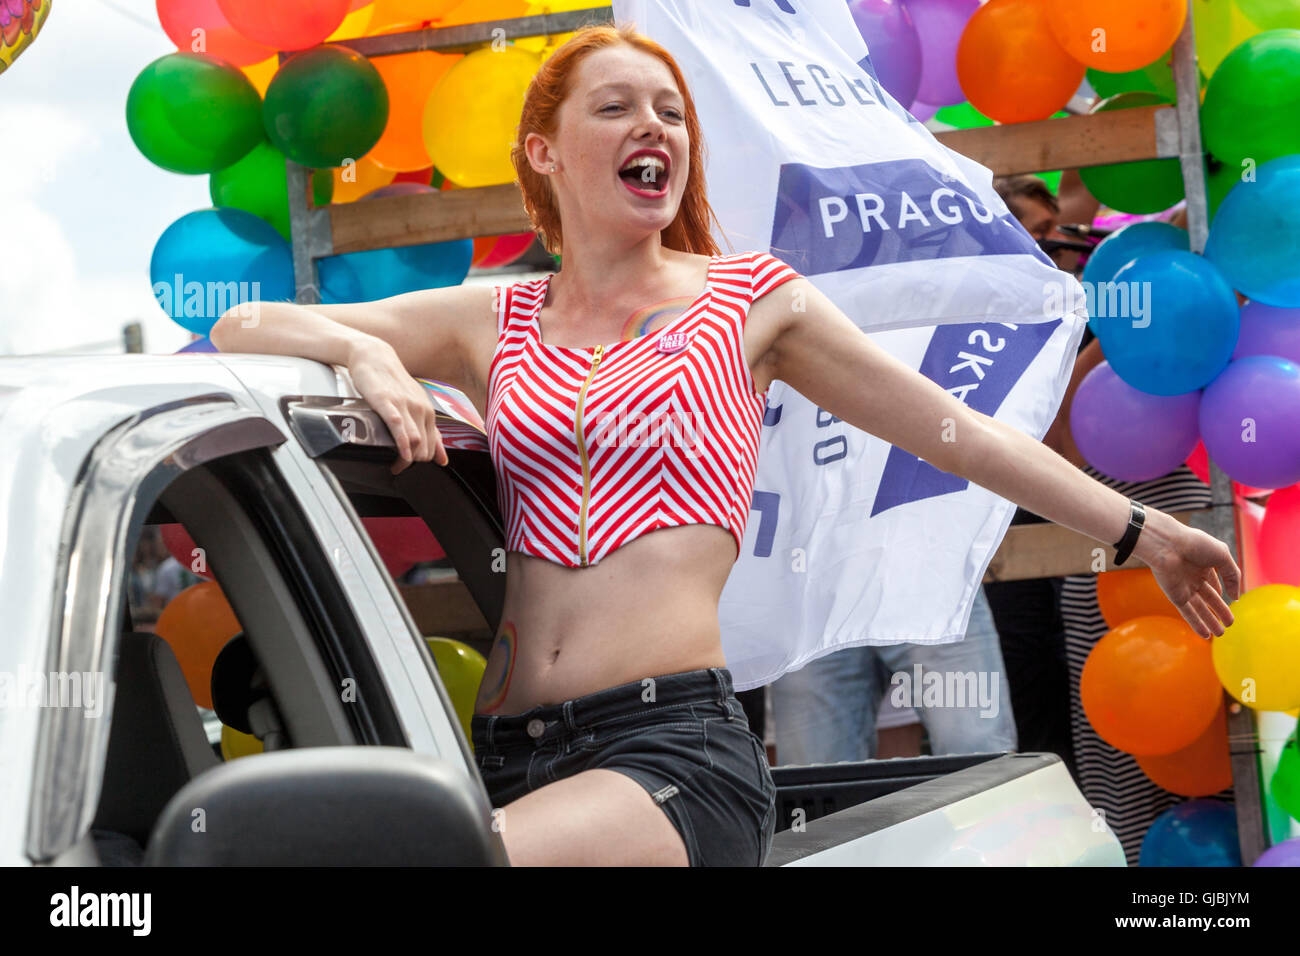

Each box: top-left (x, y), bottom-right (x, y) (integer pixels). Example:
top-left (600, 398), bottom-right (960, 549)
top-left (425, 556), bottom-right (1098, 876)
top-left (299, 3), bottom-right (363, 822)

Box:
top-left (749, 277), bottom-right (1242, 639)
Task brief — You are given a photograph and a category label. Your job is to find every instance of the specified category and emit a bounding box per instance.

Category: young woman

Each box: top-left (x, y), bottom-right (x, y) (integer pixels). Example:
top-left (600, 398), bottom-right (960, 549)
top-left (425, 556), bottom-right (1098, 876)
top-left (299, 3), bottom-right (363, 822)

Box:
top-left (211, 24), bottom-right (1240, 867)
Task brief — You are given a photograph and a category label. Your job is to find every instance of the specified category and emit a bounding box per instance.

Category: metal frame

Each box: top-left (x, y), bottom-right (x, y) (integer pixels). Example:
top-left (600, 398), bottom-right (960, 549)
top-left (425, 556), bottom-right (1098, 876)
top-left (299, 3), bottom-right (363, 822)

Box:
top-left (279, 0), bottom-right (1265, 861)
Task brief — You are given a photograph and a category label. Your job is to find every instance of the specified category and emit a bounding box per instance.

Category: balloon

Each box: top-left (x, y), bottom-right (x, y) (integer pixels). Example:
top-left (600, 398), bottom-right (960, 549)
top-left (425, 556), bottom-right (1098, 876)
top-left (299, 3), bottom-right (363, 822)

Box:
top-left (1086, 44), bottom-right (1191, 100)
top-left (1239, 0), bottom-right (1300, 29)
top-left (240, 55), bottom-right (279, 96)
top-left (1212, 584), bottom-right (1300, 710)
top-left (263, 47), bottom-right (389, 169)
top-left (424, 46), bottom-right (541, 187)
top-left (217, 0), bottom-right (350, 51)
top-left (361, 516), bottom-right (446, 579)
top-left (903, 0), bottom-right (979, 107)
top-left (332, 157), bottom-right (397, 203)
top-left (1081, 616), bottom-right (1222, 755)
top-left (1187, 438), bottom-right (1211, 484)
top-left (1233, 301), bottom-right (1300, 365)
top-left (1136, 705), bottom-right (1234, 796)
top-left (155, 581), bottom-right (241, 710)
top-left (425, 637), bottom-right (487, 740)
top-left (150, 208), bottom-right (295, 336)
top-left (220, 724), bottom-right (263, 760)
top-left (516, 1), bottom-right (585, 56)
top-left (956, 0), bottom-right (1085, 124)
top-left (1097, 567), bottom-right (1183, 628)
top-left (126, 53), bottom-right (263, 175)
top-left (846, 0), bottom-right (922, 108)
top-left (1070, 361), bottom-right (1202, 481)
top-left (1139, 800), bottom-right (1241, 866)
top-left (209, 139), bottom-right (334, 241)
top-left (1079, 93), bottom-right (1186, 214)
top-left (1260, 485), bottom-right (1300, 585)
top-left (160, 523), bottom-right (214, 581)
top-left (1194, 0), bottom-right (1270, 77)
top-left (910, 100), bottom-right (940, 122)
top-left (1200, 356), bottom-right (1300, 489)
top-left (1272, 732), bottom-right (1300, 819)
top-left (176, 337), bottom-right (218, 354)
top-left (474, 232), bottom-right (536, 269)
top-left (439, 0), bottom-right (528, 25)
top-left (1255, 837), bottom-right (1300, 866)
top-left (1096, 251), bottom-right (1239, 395)
top-left (1046, 0), bottom-right (1188, 73)
top-left (1080, 221), bottom-right (1190, 299)
top-left (378, 0), bottom-right (461, 21)
top-left (156, 0), bottom-right (273, 66)
top-left (368, 52), bottom-right (460, 172)
top-left (932, 101), bottom-right (995, 129)
top-left (1205, 156), bottom-right (1300, 307)
top-left (1202, 28), bottom-right (1300, 169)
top-left (327, 0), bottom-right (378, 40)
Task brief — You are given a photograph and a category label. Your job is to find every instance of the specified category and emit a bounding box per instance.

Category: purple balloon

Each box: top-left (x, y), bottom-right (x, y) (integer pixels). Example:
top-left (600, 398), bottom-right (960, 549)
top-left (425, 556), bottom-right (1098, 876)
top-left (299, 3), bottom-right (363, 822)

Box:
top-left (1070, 361), bottom-right (1202, 482)
top-left (364, 182), bottom-right (435, 200)
top-left (910, 99), bottom-right (940, 122)
top-left (904, 0), bottom-right (981, 107)
top-left (1254, 838), bottom-right (1300, 867)
top-left (1200, 355), bottom-right (1300, 489)
top-left (1232, 300), bottom-right (1300, 366)
top-left (847, 0), bottom-right (922, 108)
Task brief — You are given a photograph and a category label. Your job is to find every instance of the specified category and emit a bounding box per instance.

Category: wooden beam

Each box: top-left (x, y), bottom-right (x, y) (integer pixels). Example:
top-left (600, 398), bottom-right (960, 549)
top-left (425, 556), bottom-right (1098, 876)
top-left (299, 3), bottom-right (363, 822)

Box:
top-left (327, 183), bottom-right (533, 253)
top-left (934, 104), bottom-right (1177, 177)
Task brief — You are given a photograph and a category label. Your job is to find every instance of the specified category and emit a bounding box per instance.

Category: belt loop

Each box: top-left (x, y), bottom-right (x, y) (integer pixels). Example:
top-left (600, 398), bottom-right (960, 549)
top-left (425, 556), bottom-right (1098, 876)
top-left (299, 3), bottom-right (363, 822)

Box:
top-left (712, 667), bottom-right (728, 705)
top-left (485, 716), bottom-right (495, 748)
top-left (562, 699), bottom-right (578, 733)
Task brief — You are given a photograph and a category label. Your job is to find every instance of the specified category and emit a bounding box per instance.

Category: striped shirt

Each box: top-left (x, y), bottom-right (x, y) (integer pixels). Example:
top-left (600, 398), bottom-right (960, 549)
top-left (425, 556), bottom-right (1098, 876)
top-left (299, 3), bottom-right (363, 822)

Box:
top-left (486, 251), bottom-right (804, 567)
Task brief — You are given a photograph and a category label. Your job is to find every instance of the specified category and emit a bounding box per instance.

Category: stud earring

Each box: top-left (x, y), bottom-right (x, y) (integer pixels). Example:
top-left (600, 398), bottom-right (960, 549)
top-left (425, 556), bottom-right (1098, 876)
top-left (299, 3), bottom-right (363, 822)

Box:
top-left (550, 162), bottom-right (557, 172)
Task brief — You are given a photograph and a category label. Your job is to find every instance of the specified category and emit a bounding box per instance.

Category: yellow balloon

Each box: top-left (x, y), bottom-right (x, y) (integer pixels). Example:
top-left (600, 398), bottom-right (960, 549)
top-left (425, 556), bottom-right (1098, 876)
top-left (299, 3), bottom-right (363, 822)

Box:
top-left (1212, 584), bottom-right (1300, 711)
top-left (425, 637), bottom-right (488, 741)
top-left (516, 0), bottom-right (588, 54)
top-left (240, 56), bottom-right (279, 97)
top-left (220, 724), bottom-right (264, 760)
top-left (332, 156), bottom-right (397, 202)
top-left (328, 2), bottom-right (379, 40)
top-left (1192, 0), bottom-right (1266, 77)
top-left (423, 46), bottom-right (542, 187)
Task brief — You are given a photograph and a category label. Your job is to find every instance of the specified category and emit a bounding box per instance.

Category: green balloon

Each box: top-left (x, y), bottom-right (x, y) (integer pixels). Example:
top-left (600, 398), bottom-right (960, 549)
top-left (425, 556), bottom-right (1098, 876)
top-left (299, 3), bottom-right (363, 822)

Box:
top-left (263, 47), bottom-right (388, 169)
top-left (1271, 732), bottom-right (1300, 821)
top-left (209, 139), bottom-right (335, 241)
top-left (1035, 170), bottom-right (1063, 193)
top-left (934, 101), bottom-right (995, 129)
top-left (126, 53), bottom-right (263, 175)
top-left (1205, 153), bottom-right (1244, 223)
top-left (1079, 92), bottom-right (1186, 214)
top-left (1202, 29), bottom-right (1300, 168)
top-left (1238, 0), bottom-right (1300, 30)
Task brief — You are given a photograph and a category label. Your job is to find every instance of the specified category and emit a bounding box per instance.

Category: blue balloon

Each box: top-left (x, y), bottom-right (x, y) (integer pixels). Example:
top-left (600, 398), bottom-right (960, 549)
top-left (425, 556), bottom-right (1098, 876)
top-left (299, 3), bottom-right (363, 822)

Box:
top-left (1095, 250), bottom-right (1240, 395)
top-left (150, 207), bottom-right (295, 336)
top-left (176, 337), bottom-right (218, 353)
top-left (1140, 800), bottom-right (1241, 867)
top-left (1206, 155), bottom-right (1300, 307)
top-left (1080, 222), bottom-right (1190, 316)
top-left (319, 239), bottom-right (474, 304)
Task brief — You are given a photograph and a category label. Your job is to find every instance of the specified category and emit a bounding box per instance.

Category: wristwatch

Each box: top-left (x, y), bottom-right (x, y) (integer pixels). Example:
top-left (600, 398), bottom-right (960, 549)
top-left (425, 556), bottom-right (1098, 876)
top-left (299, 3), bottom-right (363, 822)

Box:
top-left (1112, 500), bottom-right (1147, 566)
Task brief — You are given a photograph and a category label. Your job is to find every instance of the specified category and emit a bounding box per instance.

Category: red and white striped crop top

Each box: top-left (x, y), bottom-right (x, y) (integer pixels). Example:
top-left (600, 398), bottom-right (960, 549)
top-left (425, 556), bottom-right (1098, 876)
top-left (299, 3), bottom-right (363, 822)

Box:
top-left (486, 251), bottom-right (804, 568)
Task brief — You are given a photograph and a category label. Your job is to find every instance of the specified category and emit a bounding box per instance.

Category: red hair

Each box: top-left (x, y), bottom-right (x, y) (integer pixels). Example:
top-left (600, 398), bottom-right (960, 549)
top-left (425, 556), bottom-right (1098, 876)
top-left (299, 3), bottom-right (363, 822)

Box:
top-left (509, 23), bottom-right (728, 258)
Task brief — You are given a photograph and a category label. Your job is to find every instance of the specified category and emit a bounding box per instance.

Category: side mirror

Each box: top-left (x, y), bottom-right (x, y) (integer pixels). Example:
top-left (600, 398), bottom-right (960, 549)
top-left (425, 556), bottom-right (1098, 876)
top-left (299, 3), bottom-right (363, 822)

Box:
top-left (144, 747), bottom-right (508, 866)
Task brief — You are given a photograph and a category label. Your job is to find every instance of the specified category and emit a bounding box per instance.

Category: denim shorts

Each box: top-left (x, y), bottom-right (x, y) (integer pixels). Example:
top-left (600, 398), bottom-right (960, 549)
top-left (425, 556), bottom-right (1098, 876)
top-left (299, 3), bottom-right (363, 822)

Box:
top-left (470, 667), bottom-right (777, 867)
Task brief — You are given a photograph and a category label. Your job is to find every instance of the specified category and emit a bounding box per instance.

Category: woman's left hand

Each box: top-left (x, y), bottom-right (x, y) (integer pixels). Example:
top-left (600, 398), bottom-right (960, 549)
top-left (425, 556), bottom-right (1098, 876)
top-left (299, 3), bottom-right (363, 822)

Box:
top-left (1136, 507), bottom-right (1243, 639)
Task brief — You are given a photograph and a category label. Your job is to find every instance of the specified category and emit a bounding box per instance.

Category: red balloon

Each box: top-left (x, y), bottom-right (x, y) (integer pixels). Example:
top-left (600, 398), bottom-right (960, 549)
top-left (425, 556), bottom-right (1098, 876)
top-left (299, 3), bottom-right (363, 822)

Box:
top-left (470, 235), bottom-right (499, 267)
top-left (157, 0), bottom-right (273, 66)
top-left (217, 0), bottom-right (351, 51)
top-left (477, 232), bottom-right (536, 269)
top-left (160, 523), bottom-right (214, 581)
top-left (392, 166), bottom-right (435, 185)
top-left (1260, 484), bottom-right (1300, 586)
top-left (1187, 439), bottom-right (1210, 484)
top-left (362, 517), bottom-right (445, 579)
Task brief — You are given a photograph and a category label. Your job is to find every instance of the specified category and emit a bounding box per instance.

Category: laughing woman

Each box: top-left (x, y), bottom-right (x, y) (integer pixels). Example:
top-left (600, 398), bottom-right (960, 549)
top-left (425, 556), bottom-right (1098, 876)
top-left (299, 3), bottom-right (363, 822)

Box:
top-left (211, 24), bottom-right (1240, 866)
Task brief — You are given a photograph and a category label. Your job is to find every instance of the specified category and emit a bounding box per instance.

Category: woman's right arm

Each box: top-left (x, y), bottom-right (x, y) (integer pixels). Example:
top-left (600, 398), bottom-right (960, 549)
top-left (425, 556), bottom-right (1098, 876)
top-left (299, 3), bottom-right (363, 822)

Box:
top-left (209, 283), bottom-right (497, 473)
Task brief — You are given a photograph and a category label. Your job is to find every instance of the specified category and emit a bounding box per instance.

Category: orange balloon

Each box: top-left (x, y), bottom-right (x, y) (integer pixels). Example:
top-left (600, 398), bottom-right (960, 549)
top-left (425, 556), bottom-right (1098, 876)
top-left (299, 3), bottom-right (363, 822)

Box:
top-left (1081, 615), bottom-right (1222, 755)
top-left (471, 235), bottom-right (499, 266)
top-left (1136, 703), bottom-right (1234, 796)
top-left (240, 55), bottom-right (279, 97)
top-left (332, 156), bottom-right (397, 202)
top-left (956, 0), bottom-right (1086, 124)
top-left (440, 0), bottom-right (529, 25)
top-left (1047, 0), bottom-right (1188, 73)
top-left (374, 0), bottom-right (461, 23)
top-left (1096, 567), bottom-right (1180, 628)
top-left (368, 52), bottom-right (460, 171)
top-left (154, 581), bottom-right (242, 710)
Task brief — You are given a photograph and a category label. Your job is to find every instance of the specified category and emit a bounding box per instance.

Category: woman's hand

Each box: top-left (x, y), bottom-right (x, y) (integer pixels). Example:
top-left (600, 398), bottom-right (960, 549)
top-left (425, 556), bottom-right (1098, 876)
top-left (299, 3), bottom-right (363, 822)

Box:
top-left (347, 337), bottom-right (448, 474)
top-left (1135, 507), bottom-right (1243, 639)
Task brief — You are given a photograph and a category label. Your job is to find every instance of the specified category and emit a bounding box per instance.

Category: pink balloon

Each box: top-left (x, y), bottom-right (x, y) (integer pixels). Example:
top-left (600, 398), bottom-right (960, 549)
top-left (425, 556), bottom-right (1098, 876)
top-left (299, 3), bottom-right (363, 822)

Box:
top-left (156, 0), bottom-right (273, 66)
top-left (904, 0), bottom-right (981, 107)
top-left (1259, 484), bottom-right (1300, 585)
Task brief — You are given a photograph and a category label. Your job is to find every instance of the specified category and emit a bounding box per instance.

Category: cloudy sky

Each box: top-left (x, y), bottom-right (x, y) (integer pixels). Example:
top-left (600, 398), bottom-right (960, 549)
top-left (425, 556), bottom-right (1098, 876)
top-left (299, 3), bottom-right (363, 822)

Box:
top-left (1, 0), bottom-right (211, 355)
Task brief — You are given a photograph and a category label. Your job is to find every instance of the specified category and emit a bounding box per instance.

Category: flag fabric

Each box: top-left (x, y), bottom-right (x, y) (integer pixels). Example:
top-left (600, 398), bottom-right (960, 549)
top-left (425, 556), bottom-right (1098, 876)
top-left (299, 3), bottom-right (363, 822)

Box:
top-left (611, 0), bottom-right (1088, 691)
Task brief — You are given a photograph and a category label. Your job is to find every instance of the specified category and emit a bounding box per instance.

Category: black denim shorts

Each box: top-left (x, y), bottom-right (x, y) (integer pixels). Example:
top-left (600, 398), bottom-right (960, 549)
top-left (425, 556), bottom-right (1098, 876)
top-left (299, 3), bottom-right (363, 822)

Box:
top-left (470, 667), bottom-right (776, 867)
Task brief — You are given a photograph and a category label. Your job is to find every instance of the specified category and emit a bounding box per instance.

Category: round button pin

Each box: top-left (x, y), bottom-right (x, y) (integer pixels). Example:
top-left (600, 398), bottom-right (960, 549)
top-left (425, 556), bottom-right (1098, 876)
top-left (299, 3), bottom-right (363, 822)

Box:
top-left (527, 718), bottom-right (546, 739)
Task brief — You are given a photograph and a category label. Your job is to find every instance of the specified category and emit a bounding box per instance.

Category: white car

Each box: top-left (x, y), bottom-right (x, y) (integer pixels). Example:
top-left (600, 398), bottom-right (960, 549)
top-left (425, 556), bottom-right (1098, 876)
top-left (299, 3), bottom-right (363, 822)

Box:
top-left (0, 353), bottom-right (1124, 866)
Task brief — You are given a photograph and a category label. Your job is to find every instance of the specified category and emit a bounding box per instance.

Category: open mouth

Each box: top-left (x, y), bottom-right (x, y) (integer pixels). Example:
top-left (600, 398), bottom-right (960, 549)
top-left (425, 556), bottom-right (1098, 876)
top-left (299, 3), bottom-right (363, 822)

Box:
top-left (617, 154), bottom-right (670, 198)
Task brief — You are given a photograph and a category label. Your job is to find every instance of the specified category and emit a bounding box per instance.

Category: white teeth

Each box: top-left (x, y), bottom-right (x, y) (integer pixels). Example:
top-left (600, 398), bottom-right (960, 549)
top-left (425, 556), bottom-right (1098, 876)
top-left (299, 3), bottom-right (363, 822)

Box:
top-left (619, 155), bottom-right (667, 180)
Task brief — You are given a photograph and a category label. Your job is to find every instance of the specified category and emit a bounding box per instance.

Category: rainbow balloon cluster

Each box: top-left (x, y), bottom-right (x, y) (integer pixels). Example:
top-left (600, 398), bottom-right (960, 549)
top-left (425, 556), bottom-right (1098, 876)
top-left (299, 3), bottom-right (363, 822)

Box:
top-left (133, 0), bottom-right (568, 338)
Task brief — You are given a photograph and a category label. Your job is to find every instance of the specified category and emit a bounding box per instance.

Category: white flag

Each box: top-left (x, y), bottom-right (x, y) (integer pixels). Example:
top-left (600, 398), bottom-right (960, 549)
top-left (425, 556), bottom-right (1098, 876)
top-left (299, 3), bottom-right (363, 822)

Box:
top-left (612, 0), bottom-right (1087, 691)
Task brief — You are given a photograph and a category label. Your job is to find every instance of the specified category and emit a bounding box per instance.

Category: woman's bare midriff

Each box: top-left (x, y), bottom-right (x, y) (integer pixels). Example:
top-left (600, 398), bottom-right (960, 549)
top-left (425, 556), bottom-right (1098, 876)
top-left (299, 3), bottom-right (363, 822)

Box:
top-left (472, 523), bottom-right (738, 716)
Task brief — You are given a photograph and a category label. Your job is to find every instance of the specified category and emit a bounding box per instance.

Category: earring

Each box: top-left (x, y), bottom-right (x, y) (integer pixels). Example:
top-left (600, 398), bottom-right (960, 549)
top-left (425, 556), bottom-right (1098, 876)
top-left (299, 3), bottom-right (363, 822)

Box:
top-left (550, 162), bottom-right (557, 172)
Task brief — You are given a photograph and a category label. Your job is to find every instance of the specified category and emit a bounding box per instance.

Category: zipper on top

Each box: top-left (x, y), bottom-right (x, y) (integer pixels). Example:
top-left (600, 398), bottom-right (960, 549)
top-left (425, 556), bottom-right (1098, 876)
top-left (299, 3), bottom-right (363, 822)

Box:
top-left (574, 343), bottom-right (604, 566)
